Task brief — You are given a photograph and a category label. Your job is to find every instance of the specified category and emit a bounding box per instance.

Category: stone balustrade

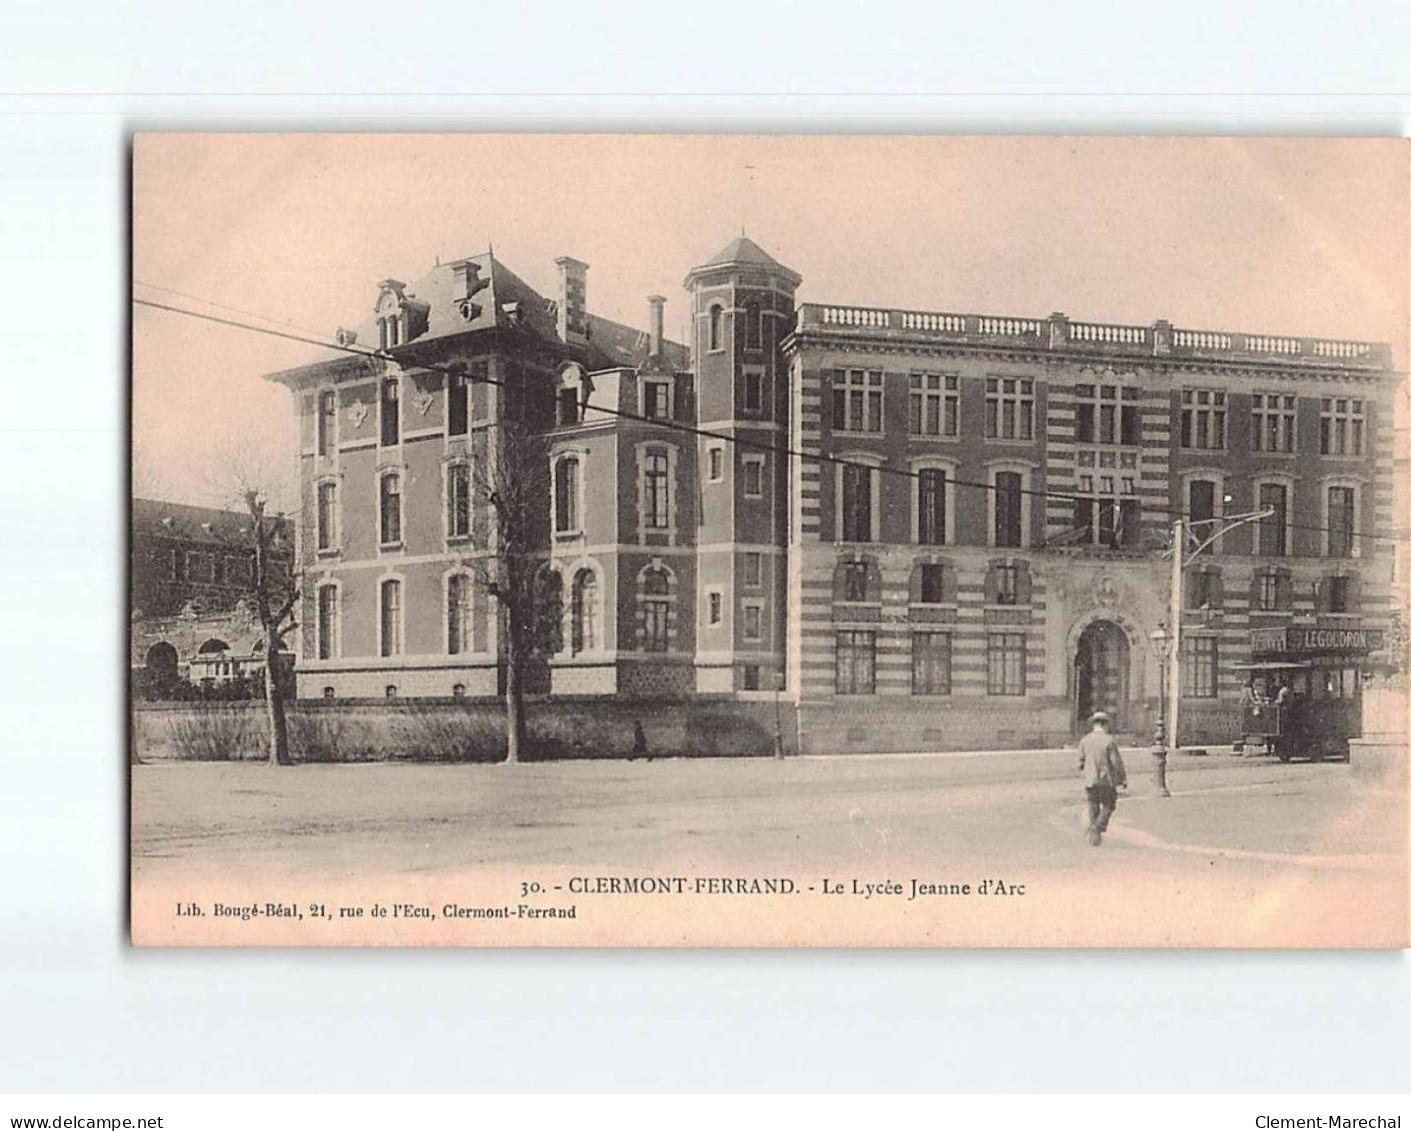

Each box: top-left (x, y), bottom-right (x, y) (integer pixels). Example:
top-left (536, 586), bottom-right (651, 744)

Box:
top-left (797, 303), bottom-right (1392, 368)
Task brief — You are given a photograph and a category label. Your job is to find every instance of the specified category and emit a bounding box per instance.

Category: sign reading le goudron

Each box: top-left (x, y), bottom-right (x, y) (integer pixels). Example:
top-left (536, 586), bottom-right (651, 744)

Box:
top-left (1249, 626), bottom-right (1385, 656)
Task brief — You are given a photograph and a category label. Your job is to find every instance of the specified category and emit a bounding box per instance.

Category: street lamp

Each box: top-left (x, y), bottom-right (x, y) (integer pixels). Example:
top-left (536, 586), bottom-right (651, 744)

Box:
top-left (1162, 503), bottom-right (1275, 794)
top-left (773, 669), bottom-right (786, 759)
top-left (1148, 622), bottom-right (1172, 798)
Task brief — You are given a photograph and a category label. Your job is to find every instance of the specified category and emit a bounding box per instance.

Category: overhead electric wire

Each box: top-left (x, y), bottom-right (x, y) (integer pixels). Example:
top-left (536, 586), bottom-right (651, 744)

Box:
top-left (132, 295), bottom-right (1411, 548)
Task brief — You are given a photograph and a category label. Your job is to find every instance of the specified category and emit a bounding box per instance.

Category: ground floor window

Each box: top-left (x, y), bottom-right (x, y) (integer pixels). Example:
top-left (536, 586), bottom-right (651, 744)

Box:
top-left (835, 630), bottom-right (876, 695)
top-left (912, 632), bottom-right (952, 696)
top-left (986, 633), bottom-right (1026, 696)
top-left (1183, 636), bottom-right (1219, 698)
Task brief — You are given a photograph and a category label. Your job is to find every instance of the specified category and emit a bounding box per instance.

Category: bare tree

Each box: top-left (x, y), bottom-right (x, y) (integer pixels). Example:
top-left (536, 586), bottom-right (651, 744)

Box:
top-left (469, 419), bottom-right (554, 765)
top-left (207, 421), bottom-right (301, 767)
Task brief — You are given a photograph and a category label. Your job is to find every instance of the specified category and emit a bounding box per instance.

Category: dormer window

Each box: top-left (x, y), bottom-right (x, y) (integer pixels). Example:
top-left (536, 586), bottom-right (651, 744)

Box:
top-left (378, 315), bottom-right (402, 350)
top-left (643, 377), bottom-right (671, 420)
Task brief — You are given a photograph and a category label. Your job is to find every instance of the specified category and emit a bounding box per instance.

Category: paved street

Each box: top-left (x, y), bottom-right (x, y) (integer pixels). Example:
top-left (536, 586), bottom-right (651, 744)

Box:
top-left (132, 748), bottom-right (1406, 875)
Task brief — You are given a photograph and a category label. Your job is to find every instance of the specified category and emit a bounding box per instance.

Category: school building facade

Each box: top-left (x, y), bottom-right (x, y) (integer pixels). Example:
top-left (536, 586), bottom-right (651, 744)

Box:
top-left (266, 236), bottom-right (1402, 752)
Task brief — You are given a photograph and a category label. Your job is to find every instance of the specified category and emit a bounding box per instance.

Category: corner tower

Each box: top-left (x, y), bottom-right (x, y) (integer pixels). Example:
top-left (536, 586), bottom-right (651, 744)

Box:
top-left (684, 236), bottom-right (802, 695)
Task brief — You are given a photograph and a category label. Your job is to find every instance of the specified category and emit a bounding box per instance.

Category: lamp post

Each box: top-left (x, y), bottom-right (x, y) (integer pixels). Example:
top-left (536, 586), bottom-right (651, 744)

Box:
top-left (773, 669), bottom-right (786, 759)
top-left (1161, 503), bottom-right (1275, 795)
top-left (1149, 622), bottom-right (1172, 797)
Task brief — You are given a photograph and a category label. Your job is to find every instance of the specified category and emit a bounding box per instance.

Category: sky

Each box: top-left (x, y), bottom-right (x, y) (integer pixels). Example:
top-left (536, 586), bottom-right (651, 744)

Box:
top-left (132, 134), bottom-right (1409, 508)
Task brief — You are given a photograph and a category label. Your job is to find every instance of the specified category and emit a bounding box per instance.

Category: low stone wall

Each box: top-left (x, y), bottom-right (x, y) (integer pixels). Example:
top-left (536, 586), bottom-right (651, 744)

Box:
top-left (132, 697), bottom-right (796, 764)
top-left (797, 697), bottom-right (1076, 754)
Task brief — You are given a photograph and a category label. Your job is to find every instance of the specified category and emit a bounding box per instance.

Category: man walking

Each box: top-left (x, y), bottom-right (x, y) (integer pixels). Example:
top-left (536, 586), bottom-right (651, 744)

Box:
top-left (1078, 711), bottom-right (1127, 847)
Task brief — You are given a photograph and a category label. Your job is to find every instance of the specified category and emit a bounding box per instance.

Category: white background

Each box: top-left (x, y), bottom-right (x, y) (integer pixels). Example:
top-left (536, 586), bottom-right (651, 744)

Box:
top-left (1, 0), bottom-right (1409, 1095)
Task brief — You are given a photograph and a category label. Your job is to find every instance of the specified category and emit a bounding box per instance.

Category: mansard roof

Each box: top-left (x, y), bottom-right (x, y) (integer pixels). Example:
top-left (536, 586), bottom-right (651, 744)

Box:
top-left (265, 251), bottom-right (687, 387)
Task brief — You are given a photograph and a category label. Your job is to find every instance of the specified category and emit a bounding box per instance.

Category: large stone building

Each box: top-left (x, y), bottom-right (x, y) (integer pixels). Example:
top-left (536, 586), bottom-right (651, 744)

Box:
top-left (130, 498), bottom-right (294, 692)
top-left (266, 237), bottom-right (1403, 751)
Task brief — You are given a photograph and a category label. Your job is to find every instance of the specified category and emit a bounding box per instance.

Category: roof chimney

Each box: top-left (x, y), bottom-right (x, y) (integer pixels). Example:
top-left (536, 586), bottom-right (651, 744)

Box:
top-left (554, 257), bottom-right (589, 345)
top-left (647, 295), bottom-right (666, 359)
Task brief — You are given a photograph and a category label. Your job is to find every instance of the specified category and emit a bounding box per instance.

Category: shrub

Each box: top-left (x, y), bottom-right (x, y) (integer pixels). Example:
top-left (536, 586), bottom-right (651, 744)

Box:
top-left (390, 705), bottom-right (507, 763)
top-left (166, 704), bottom-right (263, 761)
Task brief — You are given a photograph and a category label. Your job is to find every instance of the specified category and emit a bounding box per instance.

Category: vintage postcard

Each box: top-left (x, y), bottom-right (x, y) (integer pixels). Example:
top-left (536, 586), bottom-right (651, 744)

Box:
top-left (130, 134), bottom-right (1409, 947)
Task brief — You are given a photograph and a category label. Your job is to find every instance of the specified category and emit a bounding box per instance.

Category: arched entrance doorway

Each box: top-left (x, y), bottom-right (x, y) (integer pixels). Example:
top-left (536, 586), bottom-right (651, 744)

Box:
top-left (1074, 619), bottom-right (1130, 731)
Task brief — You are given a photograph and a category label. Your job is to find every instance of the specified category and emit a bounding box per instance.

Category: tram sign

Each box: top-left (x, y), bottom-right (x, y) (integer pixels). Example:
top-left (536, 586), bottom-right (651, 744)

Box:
top-left (1249, 626), bottom-right (1384, 657)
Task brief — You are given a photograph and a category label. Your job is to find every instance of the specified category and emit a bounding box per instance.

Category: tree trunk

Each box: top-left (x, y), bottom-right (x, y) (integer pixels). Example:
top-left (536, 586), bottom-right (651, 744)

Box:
top-left (503, 609), bottom-right (524, 765)
top-left (265, 645), bottom-right (292, 766)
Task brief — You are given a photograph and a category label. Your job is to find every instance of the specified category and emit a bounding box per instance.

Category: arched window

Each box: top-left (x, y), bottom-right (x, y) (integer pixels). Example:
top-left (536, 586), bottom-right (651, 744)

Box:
top-left (380, 578), bottom-right (402, 657)
top-left (708, 304), bottom-right (723, 352)
top-left (571, 568), bottom-right (598, 655)
top-left (379, 472), bottom-right (402, 546)
top-left (640, 566), bottom-right (671, 652)
top-left (554, 456), bottom-right (580, 533)
top-left (447, 572), bottom-right (472, 655)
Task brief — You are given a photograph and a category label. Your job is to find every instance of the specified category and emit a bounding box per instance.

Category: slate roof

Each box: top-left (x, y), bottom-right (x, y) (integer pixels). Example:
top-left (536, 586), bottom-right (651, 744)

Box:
top-left (132, 498), bottom-right (291, 550)
top-left (265, 251), bottom-right (688, 386)
top-left (686, 235), bottom-right (801, 286)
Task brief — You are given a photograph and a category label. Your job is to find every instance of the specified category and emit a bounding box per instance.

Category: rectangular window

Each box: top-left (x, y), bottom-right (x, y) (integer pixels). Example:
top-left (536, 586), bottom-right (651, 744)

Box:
top-left (917, 468), bottom-right (947, 545)
top-left (742, 602), bottom-right (763, 641)
top-left (555, 457), bottom-right (579, 533)
top-left (910, 373), bottom-right (960, 437)
top-left (225, 555), bottom-right (252, 588)
top-left (1187, 569), bottom-right (1214, 611)
top-left (379, 474), bottom-right (402, 546)
top-left (741, 664), bottom-right (761, 691)
top-left (447, 463), bottom-right (471, 540)
top-left (985, 377), bottom-right (1034, 440)
top-left (1327, 486), bottom-right (1355, 558)
top-left (742, 369), bottom-right (764, 414)
top-left (558, 386), bottom-right (580, 426)
top-left (1252, 393), bottom-right (1297, 453)
top-left (380, 579), bottom-right (402, 658)
top-left (1188, 480), bottom-right (1216, 547)
top-left (448, 372), bottom-right (469, 436)
top-left (380, 379), bottom-right (399, 447)
top-left (1118, 499), bottom-right (1142, 548)
top-left (742, 552), bottom-right (762, 588)
top-left (986, 633), bottom-right (1026, 696)
top-left (316, 481), bottom-right (337, 551)
top-left (1257, 571), bottom-right (1280, 612)
top-left (832, 369), bottom-right (883, 434)
top-left (1326, 575), bottom-right (1351, 614)
top-left (707, 445), bottom-right (724, 483)
top-left (447, 574), bottom-right (471, 655)
top-left (1180, 389), bottom-right (1227, 450)
top-left (643, 379), bottom-right (671, 420)
top-left (918, 563), bottom-right (946, 604)
top-left (317, 585), bottom-right (337, 660)
top-left (1120, 403), bottom-right (1142, 446)
top-left (841, 561), bottom-right (869, 602)
top-left (835, 630), bottom-right (876, 695)
top-left (994, 471), bottom-right (1023, 548)
top-left (642, 600), bottom-right (669, 652)
top-left (317, 390), bottom-right (336, 456)
top-left (912, 632), bottom-right (952, 696)
top-left (1258, 483), bottom-right (1288, 556)
top-left (644, 450), bottom-right (670, 528)
top-left (1184, 637), bottom-right (1218, 698)
top-left (993, 563), bottom-right (1019, 606)
top-left (841, 464), bottom-right (873, 543)
top-left (742, 456), bottom-right (764, 498)
top-left (1320, 398), bottom-right (1365, 456)
top-left (707, 590), bottom-right (723, 626)
top-left (187, 552), bottom-right (213, 584)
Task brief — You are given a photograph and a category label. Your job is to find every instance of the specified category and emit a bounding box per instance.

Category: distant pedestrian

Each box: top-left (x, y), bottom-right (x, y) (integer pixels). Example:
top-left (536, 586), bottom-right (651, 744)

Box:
top-left (631, 720), bottom-right (650, 762)
top-left (1078, 711), bottom-right (1127, 847)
